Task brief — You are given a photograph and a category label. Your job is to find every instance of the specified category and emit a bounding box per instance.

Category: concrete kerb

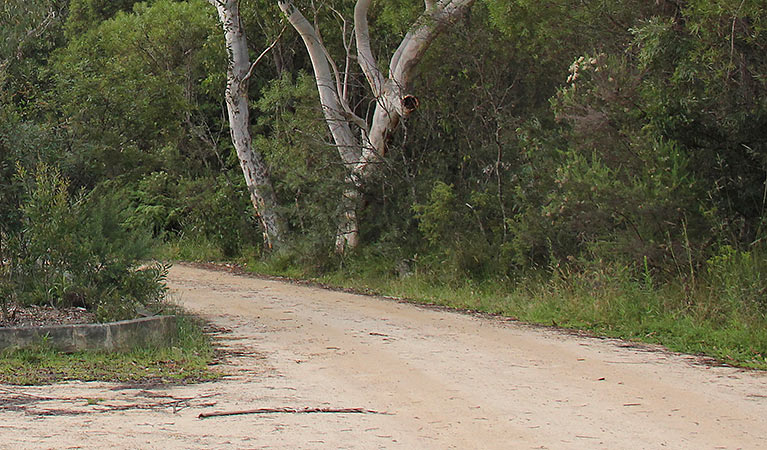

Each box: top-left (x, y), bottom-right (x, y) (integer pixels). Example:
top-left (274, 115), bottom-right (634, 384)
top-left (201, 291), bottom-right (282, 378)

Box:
top-left (0, 315), bottom-right (178, 353)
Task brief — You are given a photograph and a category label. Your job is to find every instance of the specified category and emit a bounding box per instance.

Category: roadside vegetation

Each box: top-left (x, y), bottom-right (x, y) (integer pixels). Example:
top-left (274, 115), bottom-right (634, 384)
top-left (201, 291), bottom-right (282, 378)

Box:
top-left (0, 314), bottom-right (217, 385)
top-left (240, 247), bottom-right (767, 370)
top-left (2, 0), bottom-right (767, 375)
top-left (0, 164), bottom-right (217, 384)
top-left (1, 164), bottom-right (167, 322)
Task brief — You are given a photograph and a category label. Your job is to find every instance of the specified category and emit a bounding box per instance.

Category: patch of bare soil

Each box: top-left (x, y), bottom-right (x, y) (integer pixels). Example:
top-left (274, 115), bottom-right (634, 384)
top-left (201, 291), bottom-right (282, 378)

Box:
top-left (0, 304), bottom-right (96, 328)
top-left (1, 263), bottom-right (766, 449)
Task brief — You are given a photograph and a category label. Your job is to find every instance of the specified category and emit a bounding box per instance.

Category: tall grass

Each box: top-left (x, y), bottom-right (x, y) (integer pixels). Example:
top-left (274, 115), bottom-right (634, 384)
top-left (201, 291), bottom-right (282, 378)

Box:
top-left (152, 229), bottom-right (767, 369)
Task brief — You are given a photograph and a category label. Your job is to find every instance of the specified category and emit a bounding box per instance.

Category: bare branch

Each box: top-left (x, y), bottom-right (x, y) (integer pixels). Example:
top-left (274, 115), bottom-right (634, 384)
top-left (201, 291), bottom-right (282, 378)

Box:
top-left (12, 7), bottom-right (58, 61)
top-left (343, 31), bottom-right (354, 101)
top-left (242, 25), bottom-right (286, 84)
top-left (390, 0), bottom-right (475, 85)
top-left (199, 407), bottom-right (388, 419)
top-left (326, 54), bottom-right (370, 130)
top-left (354, 0), bottom-right (384, 96)
top-left (330, 7), bottom-right (356, 102)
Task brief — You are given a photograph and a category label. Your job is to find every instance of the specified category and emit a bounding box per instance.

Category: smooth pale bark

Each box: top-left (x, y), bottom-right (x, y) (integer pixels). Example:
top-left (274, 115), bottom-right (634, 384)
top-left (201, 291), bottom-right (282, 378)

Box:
top-left (279, 0), bottom-right (475, 253)
top-left (209, 0), bottom-right (286, 250)
top-left (278, 1), bottom-right (359, 166)
top-left (278, 0), bottom-right (362, 252)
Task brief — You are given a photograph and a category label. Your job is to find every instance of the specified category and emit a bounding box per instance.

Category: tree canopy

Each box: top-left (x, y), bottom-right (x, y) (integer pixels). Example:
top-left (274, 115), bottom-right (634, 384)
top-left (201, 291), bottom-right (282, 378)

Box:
top-left (2, 0), bottom-right (767, 298)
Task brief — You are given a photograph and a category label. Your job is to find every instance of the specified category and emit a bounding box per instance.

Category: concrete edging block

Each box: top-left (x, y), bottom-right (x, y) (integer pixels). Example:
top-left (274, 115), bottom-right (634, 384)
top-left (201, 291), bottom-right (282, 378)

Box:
top-left (0, 315), bottom-right (178, 353)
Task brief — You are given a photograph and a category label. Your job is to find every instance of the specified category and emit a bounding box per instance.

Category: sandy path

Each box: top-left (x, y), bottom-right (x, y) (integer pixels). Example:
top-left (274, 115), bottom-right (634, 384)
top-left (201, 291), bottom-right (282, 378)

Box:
top-left (1, 263), bottom-right (766, 449)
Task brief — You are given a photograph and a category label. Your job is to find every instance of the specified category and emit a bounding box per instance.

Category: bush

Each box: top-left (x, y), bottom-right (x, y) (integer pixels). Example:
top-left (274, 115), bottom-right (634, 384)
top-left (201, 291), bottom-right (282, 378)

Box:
top-left (125, 170), bottom-right (261, 258)
top-left (1, 164), bottom-right (167, 321)
top-left (413, 181), bottom-right (494, 279)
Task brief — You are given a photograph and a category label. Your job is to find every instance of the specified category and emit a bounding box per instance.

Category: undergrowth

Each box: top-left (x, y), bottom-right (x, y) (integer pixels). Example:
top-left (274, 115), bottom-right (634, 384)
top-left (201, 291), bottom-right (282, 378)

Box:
top-left (241, 245), bottom-right (767, 370)
top-left (1, 164), bottom-right (170, 322)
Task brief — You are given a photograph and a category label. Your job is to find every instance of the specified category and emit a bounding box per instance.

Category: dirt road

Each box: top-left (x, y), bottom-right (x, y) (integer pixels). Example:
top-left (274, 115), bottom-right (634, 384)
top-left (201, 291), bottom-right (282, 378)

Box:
top-left (2, 264), bottom-right (767, 449)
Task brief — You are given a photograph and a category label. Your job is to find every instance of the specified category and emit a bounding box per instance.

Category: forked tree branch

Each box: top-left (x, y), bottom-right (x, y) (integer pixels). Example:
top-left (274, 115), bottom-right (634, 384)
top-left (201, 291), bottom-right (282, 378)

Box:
top-left (243, 25), bottom-right (286, 84)
top-left (280, 0), bottom-right (475, 253)
top-left (390, 0), bottom-right (475, 85)
top-left (278, 0), bottom-right (362, 165)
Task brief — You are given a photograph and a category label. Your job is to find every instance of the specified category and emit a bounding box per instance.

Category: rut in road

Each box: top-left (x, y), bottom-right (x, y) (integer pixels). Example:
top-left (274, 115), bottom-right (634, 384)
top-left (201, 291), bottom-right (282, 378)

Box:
top-left (1, 263), bottom-right (766, 449)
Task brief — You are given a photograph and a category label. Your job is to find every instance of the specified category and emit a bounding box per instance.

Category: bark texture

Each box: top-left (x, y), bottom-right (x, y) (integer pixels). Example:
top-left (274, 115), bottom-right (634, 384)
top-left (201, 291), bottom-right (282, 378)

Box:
top-left (209, 0), bottom-right (286, 250)
top-left (279, 0), bottom-right (475, 253)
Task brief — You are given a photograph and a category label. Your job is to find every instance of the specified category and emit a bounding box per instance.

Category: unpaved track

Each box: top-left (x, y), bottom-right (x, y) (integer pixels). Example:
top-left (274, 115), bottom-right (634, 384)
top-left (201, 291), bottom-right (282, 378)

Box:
top-left (2, 264), bottom-right (767, 449)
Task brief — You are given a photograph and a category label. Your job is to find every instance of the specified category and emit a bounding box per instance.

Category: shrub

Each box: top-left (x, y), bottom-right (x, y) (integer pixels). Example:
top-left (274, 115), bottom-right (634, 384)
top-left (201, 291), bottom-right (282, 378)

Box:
top-left (413, 181), bottom-right (494, 279)
top-left (1, 164), bottom-right (167, 321)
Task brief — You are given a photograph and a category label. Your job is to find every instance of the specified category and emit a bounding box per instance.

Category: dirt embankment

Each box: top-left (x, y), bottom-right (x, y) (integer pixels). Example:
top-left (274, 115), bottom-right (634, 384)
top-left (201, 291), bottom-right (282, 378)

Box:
top-left (1, 263), bottom-right (766, 449)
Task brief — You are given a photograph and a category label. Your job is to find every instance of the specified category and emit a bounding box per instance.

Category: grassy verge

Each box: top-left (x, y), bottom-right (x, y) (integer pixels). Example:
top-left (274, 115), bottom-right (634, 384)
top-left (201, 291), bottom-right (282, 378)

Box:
top-left (151, 237), bottom-right (767, 370)
top-left (0, 314), bottom-right (218, 385)
top-left (246, 254), bottom-right (767, 370)
top-left (154, 238), bottom-right (230, 262)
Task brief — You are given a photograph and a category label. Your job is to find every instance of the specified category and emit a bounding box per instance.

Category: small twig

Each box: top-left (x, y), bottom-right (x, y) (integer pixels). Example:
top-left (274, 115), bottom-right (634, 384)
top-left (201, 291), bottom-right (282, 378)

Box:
top-left (198, 407), bottom-right (387, 419)
top-left (99, 400), bottom-right (217, 413)
top-left (0, 388), bottom-right (58, 401)
top-left (242, 25), bottom-right (287, 84)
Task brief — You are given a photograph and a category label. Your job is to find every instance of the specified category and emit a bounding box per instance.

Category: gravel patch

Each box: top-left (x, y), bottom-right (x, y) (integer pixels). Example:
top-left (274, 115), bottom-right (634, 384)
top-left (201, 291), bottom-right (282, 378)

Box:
top-left (0, 304), bottom-right (97, 328)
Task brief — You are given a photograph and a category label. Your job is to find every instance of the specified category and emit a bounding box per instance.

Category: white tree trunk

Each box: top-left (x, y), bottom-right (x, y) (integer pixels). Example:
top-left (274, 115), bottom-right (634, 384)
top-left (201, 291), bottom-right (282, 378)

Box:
top-left (279, 0), bottom-right (475, 253)
top-left (209, 0), bottom-right (286, 250)
top-left (278, 0), bottom-right (362, 253)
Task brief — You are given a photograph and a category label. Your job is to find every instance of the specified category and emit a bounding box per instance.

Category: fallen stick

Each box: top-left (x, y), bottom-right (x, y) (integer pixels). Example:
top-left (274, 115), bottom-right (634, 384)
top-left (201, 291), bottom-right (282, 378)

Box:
top-left (198, 407), bottom-right (387, 419)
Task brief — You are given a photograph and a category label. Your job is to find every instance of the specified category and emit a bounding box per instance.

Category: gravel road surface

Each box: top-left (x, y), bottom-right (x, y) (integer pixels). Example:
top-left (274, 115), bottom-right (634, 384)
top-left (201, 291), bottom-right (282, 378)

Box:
top-left (1, 263), bottom-right (766, 449)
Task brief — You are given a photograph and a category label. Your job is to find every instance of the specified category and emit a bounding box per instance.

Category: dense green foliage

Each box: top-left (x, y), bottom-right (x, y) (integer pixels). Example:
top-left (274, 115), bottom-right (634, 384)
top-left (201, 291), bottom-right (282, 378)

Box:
top-left (2, 0), bottom-right (767, 365)
top-left (0, 164), bottom-right (167, 321)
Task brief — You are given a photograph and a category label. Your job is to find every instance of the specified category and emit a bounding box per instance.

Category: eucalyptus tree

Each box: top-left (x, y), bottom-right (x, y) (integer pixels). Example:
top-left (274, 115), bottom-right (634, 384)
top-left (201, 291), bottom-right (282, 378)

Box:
top-left (279, 0), bottom-right (476, 253)
top-left (207, 0), bottom-right (287, 250)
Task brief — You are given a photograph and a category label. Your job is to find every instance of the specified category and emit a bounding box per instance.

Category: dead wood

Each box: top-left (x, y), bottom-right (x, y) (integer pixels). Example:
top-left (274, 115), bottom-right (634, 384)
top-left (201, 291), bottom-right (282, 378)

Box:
top-left (198, 406), bottom-right (387, 419)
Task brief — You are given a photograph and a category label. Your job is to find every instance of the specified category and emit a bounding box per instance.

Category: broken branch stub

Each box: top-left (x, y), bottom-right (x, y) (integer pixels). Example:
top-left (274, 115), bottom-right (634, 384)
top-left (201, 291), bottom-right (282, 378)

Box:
top-left (401, 95), bottom-right (419, 115)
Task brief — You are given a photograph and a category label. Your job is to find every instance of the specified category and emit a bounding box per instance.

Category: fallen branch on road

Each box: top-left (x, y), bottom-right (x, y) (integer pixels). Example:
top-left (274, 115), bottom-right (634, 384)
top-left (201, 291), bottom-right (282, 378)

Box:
top-left (198, 407), bottom-right (388, 419)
